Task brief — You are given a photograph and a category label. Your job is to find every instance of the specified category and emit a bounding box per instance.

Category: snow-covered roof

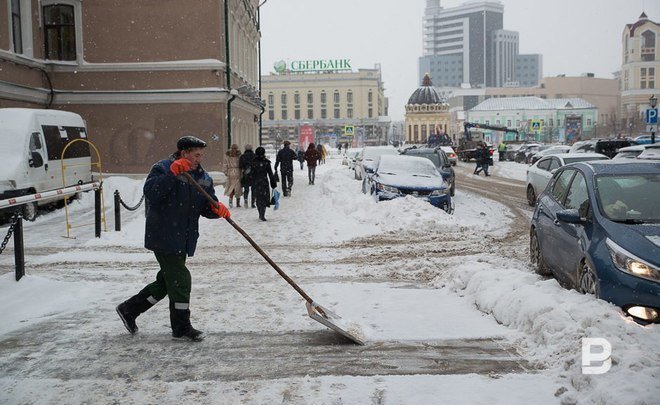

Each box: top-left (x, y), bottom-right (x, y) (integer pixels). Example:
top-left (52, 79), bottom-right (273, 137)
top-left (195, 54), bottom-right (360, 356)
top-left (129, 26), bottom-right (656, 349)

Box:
top-left (470, 96), bottom-right (595, 111)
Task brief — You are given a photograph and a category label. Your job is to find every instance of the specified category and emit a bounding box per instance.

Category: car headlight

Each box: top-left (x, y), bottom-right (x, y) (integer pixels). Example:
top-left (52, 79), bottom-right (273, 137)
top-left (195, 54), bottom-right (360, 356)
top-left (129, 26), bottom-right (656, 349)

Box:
top-left (430, 188), bottom-right (449, 196)
top-left (606, 238), bottom-right (660, 283)
top-left (377, 184), bottom-right (399, 193)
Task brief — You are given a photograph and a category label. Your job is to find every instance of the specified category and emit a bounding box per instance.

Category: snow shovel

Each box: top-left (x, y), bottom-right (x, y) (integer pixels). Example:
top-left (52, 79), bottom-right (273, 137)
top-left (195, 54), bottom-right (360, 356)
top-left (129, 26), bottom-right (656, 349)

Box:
top-left (182, 172), bottom-right (364, 345)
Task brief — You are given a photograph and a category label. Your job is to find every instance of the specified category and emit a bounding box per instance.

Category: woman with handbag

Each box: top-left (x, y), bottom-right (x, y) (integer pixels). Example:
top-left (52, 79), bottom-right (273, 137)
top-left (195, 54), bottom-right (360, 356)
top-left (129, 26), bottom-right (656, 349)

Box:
top-left (250, 146), bottom-right (278, 221)
top-left (223, 144), bottom-right (243, 207)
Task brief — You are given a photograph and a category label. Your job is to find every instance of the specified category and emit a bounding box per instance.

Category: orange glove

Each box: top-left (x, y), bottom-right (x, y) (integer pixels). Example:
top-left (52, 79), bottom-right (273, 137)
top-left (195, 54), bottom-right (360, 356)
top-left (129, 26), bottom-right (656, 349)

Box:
top-left (170, 158), bottom-right (191, 176)
top-left (211, 201), bottom-right (231, 218)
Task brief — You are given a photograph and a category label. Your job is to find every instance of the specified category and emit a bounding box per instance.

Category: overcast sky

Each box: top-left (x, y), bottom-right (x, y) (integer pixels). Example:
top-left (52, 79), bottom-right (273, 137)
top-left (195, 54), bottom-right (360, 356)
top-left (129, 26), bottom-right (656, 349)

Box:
top-left (260, 0), bottom-right (660, 120)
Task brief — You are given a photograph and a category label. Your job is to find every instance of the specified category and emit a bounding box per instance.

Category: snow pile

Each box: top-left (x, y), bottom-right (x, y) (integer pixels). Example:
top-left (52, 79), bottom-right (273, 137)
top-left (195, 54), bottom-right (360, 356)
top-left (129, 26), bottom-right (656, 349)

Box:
top-left (428, 258), bottom-right (660, 404)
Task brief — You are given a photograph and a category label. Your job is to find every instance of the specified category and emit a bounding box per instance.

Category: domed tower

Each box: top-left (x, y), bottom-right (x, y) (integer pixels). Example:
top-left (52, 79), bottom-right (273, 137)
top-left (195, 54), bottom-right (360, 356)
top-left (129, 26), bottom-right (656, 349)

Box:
top-left (405, 73), bottom-right (450, 144)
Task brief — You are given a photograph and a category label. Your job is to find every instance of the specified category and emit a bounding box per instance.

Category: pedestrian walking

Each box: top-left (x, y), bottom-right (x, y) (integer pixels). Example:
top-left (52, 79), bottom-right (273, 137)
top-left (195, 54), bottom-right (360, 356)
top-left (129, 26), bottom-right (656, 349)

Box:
top-left (239, 144), bottom-right (256, 208)
top-left (116, 135), bottom-right (230, 342)
top-left (338, 143), bottom-right (342, 154)
top-left (474, 143), bottom-right (491, 176)
top-left (223, 143), bottom-right (242, 207)
top-left (274, 140), bottom-right (297, 197)
top-left (316, 143), bottom-right (326, 165)
top-left (251, 146), bottom-right (278, 221)
top-left (498, 141), bottom-right (506, 161)
top-left (296, 148), bottom-right (305, 170)
top-left (305, 143), bottom-right (320, 185)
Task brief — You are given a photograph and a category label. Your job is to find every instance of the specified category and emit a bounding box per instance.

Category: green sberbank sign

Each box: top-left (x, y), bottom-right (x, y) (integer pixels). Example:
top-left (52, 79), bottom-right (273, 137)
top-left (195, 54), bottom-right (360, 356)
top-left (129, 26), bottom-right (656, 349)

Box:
top-left (274, 59), bottom-right (352, 73)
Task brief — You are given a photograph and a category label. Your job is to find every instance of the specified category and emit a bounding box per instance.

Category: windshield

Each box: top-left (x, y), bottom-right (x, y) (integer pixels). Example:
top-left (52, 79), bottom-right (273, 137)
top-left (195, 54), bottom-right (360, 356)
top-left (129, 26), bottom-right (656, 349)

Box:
top-left (408, 152), bottom-right (440, 167)
top-left (596, 173), bottom-right (660, 223)
top-left (379, 157), bottom-right (441, 177)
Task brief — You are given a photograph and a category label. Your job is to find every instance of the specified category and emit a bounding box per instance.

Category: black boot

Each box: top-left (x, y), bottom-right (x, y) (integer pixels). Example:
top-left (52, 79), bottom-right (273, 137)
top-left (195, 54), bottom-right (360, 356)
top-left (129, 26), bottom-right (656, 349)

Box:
top-left (116, 288), bottom-right (158, 334)
top-left (258, 206), bottom-right (267, 221)
top-left (170, 302), bottom-right (204, 341)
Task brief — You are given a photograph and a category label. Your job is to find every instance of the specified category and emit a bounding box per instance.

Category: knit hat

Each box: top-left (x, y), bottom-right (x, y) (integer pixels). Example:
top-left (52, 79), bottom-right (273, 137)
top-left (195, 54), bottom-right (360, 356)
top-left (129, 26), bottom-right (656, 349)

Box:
top-left (255, 146), bottom-right (265, 156)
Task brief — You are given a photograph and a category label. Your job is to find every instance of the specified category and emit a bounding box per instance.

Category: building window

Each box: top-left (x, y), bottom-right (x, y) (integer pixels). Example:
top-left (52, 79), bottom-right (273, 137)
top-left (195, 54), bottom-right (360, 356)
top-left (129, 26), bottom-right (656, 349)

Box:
top-left (268, 93), bottom-right (274, 106)
top-left (320, 91), bottom-right (327, 104)
top-left (321, 108), bottom-right (327, 119)
top-left (307, 92), bottom-right (313, 104)
top-left (413, 125), bottom-right (419, 142)
top-left (549, 118), bottom-right (553, 126)
top-left (333, 108), bottom-right (340, 119)
top-left (333, 91), bottom-right (340, 103)
top-left (44, 4), bottom-right (76, 60)
top-left (421, 124), bottom-right (427, 141)
top-left (347, 91), bottom-right (353, 103)
top-left (649, 67), bottom-right (655, 89)
top-left (368, 108), bottom-right (373, 118)
top-left (587, 118), bottom-right (592, 126)
top-left (11, 0), bottom-right (23, 54)
top-left (294, 92), bottom-right (300, 105)
top-left (507, 120), bottom-right (511, 127)
top-left (294, 109), bottom-right (300, 119)
top-left (347, 108), bottom-right (353, 118)
top-left (368, 90), bottom-right (373, 102)
top-left (557, 119), bottom-right (561, 126)
top-left (485, 120), bottom-right (490, 125)
top-left (281, 93), bottom-right (287, 105)
top-left (307, 109), bottom-right (313, 119)
top-left (268, 110), bottom-right (274, 120)
top-left (281, 110), bottom-right (288, 120)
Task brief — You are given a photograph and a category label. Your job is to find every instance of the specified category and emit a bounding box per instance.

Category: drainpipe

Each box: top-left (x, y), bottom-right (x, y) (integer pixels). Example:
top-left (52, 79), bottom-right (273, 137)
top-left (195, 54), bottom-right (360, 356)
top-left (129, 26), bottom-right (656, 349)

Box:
top-left (258, 1), bottom-right (267, 145)
top-left (224, 0), bottom-right (233, 149)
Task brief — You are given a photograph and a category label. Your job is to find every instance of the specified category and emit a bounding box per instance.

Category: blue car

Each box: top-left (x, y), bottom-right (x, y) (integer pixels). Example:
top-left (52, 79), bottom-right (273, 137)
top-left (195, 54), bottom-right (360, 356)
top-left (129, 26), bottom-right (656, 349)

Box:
top-left (530, 160), bottom-right (660, 323)
top-left (368, 155), bottom-right (453, 213)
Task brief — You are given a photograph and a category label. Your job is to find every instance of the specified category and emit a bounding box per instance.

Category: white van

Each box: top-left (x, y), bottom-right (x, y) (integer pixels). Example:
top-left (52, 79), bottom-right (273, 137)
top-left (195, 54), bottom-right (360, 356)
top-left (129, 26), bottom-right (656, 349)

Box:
top-left (0, 108), bottom-right (93, 220)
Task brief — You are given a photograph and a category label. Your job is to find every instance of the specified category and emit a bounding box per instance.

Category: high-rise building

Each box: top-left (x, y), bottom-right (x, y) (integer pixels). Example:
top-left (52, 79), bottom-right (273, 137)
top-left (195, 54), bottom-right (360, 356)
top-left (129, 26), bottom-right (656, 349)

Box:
top-left (420, 0), bottom-right (542, 89)
top-left (515, 54), bottom-right (543, 87)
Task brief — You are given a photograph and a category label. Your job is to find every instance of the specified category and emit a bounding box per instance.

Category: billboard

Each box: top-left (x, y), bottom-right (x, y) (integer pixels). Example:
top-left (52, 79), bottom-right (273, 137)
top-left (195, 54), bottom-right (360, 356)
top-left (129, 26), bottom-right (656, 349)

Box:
top-left (299, 124), bottom-right (314, 151)
top-left (565, 115), bottom-right (582, 144)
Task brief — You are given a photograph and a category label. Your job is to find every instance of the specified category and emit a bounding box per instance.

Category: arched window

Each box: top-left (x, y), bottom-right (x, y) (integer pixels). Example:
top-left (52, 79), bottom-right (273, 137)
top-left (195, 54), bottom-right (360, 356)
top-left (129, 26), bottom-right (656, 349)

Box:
top-left (320, 91), bottom-right (327, 104)
top-left (347, 90), bottom-right (353, 103)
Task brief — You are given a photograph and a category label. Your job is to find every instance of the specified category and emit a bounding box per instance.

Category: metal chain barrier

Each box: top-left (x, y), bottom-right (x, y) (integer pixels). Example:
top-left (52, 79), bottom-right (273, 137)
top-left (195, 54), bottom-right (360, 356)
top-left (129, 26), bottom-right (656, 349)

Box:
top-left (118, 194), bottom-right (145, 211)
top-left (0, 213), bottom-right (20, 255)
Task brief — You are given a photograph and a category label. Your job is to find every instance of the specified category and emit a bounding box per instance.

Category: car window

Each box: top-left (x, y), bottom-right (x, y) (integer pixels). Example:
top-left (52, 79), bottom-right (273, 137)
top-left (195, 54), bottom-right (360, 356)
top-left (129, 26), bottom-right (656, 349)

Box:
top-left (596, 173), bottom-right (660, 222)
top-left (438, 151), bottom-right (448, 166)
top-left (549, 157), bottom-right (561, 171)
top-left (537, 158), bottom-right (551, 171)
top-left (551, 169), bottom-right (575, 202)
top-left (564, 172), bottom-right (590, 216)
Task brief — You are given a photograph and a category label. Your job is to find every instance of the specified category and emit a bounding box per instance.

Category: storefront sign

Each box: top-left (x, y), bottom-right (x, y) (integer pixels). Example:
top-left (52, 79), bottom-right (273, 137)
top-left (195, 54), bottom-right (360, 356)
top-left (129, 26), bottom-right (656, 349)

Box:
top-left (274, 59), bottom-right (352, 73)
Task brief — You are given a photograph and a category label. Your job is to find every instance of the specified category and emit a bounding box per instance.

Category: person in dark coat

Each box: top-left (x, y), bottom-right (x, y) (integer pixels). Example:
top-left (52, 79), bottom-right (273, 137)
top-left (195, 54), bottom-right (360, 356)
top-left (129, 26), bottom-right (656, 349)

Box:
top-left (296, 148), bottom-right (305, 170)
top-left (474, 143), bottom-right (491, 176)
top-left (274, 140), bottom-right (297, 197)
top-left (239, 144), bottom-right (256, 208)
top-left (116, 135), bottom-right (230, 342)
top-left (251, 146), bottom-right (278, 221)
top-left (304, 143), bottom-right (321, 185)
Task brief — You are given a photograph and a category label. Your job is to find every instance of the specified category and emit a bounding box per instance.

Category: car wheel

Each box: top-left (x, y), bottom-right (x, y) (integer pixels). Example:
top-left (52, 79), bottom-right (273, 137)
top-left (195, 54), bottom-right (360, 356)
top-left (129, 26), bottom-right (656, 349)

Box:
top-left (530, 229), bottom-right (551, 276)
top-left (21, 202), bottom-right (38, 222)
top-left (526, 185), bottom-right (537, 206)
top-left (578, 261), bottom-right (599, 297)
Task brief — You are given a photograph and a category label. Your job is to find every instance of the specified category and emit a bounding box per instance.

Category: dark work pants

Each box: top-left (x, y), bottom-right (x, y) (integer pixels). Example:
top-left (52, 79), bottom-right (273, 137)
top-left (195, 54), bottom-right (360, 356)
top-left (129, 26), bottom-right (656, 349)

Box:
top-left (281, 169), bottom-right (293, 193)
top-left (145, 252), bottom-right (191, 304)
top-left (308, 166), bottom-right (316, 184)
top-left (243, 185), bottom-right (255, 206)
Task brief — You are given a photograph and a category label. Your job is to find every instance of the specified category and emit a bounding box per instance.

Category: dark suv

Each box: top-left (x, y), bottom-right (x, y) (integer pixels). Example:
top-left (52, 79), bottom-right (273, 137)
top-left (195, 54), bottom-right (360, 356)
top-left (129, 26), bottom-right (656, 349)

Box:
top-left (400, 147), bottom-right (456, 196)
top-left (569, 138), bottom-right (633, 159)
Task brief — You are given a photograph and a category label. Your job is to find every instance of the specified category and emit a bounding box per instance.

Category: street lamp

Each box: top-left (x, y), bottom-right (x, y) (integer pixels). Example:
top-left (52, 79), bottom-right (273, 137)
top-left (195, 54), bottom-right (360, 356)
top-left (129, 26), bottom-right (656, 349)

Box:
top-left (650, 95), bottom-right (657, 144)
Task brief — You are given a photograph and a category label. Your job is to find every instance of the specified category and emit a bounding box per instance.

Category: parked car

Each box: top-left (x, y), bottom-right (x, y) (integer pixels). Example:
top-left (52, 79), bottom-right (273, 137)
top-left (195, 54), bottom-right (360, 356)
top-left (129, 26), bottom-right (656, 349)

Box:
top-left (514, 143), bottom-right (543, 163)
top-left (504, 143), bottom-right (524, 161)
top-left (400, 147), bottom-right (455, 196)
top-left (526, 153), bottom-right (609, 206)
top-left (634, 135), bottom-right (653, 145)
top-left (636, 144), bottom-right (660, 160)
top-left (569, 138), bottom-right (633, 158)
top-left (368, 155), bottom-right (453, 213)
top-left (530, 160), bottom-right (660, 324)
top-left (0, 108), bottom-right (93, 221)
top-left (440, 146), bottom-right (458, 166)
top-left (346, 149), bottom-right (362, 170)
top-left (529, 145), bottom-right (571, 165)
top-left (613, 144), bottom-right (647, 160)
top-left (355, 146), bottom-right (399, 181)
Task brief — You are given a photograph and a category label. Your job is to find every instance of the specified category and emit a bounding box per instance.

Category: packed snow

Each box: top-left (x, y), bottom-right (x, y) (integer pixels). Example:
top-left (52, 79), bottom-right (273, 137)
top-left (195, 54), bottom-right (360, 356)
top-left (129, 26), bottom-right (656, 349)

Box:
top-left (0, 152), bottom-right (657, 404)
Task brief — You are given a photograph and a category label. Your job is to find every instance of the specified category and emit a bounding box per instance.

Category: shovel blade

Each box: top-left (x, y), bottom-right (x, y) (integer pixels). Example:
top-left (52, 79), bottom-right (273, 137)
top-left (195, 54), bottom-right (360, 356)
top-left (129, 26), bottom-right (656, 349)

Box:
top-left (306, 302), bottom-right (365, 345)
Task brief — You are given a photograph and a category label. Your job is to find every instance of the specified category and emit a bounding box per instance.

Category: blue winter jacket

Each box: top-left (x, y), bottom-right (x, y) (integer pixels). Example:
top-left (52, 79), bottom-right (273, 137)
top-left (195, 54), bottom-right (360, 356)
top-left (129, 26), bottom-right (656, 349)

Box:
top-left (143, 156), bottom-right (219, 256)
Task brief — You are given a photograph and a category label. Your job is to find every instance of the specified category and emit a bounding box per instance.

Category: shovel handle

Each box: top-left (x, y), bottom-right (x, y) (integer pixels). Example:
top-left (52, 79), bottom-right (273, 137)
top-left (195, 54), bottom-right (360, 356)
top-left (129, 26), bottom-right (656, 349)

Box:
top-left (182, 172), bottom-right (320, 310)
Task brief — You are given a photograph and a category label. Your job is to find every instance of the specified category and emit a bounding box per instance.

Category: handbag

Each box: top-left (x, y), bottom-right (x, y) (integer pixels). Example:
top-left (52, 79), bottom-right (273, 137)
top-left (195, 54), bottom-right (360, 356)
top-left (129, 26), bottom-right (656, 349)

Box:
top-left (271, 189), bottom-right (280, 210)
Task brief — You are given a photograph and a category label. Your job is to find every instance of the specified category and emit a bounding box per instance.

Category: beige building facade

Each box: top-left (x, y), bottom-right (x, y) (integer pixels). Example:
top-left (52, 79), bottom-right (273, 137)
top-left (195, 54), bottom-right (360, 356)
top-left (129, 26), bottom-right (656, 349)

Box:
top-left (1, 0), bottom-right (263, 173)
top-left (405, 74), bottom-right (450, 144)
top-left (621, 12), bottom-right (659, 136)
top-left (261, 63), bottom-right (390, 148)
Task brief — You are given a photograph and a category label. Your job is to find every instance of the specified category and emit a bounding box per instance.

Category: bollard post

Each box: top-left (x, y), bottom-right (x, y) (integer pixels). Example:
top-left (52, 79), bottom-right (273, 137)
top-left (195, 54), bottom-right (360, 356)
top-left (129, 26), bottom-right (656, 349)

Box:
top-left (95, 187), bottom-right (101, 238)
top-left (114, 190), bottom-right (121, 232)
top-left (14, 216), bottom-right (24, 281)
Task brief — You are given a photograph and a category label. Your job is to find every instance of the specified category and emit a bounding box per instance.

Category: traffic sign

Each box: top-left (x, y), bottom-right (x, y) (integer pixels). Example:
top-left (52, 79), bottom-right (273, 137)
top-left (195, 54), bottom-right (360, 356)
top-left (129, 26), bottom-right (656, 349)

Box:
top-left (646, 108), bottom-right (658, 124)
top-left (343, 125), bottom-right (355, 136)
top-left (530, 120), bottom-right (543, 133)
